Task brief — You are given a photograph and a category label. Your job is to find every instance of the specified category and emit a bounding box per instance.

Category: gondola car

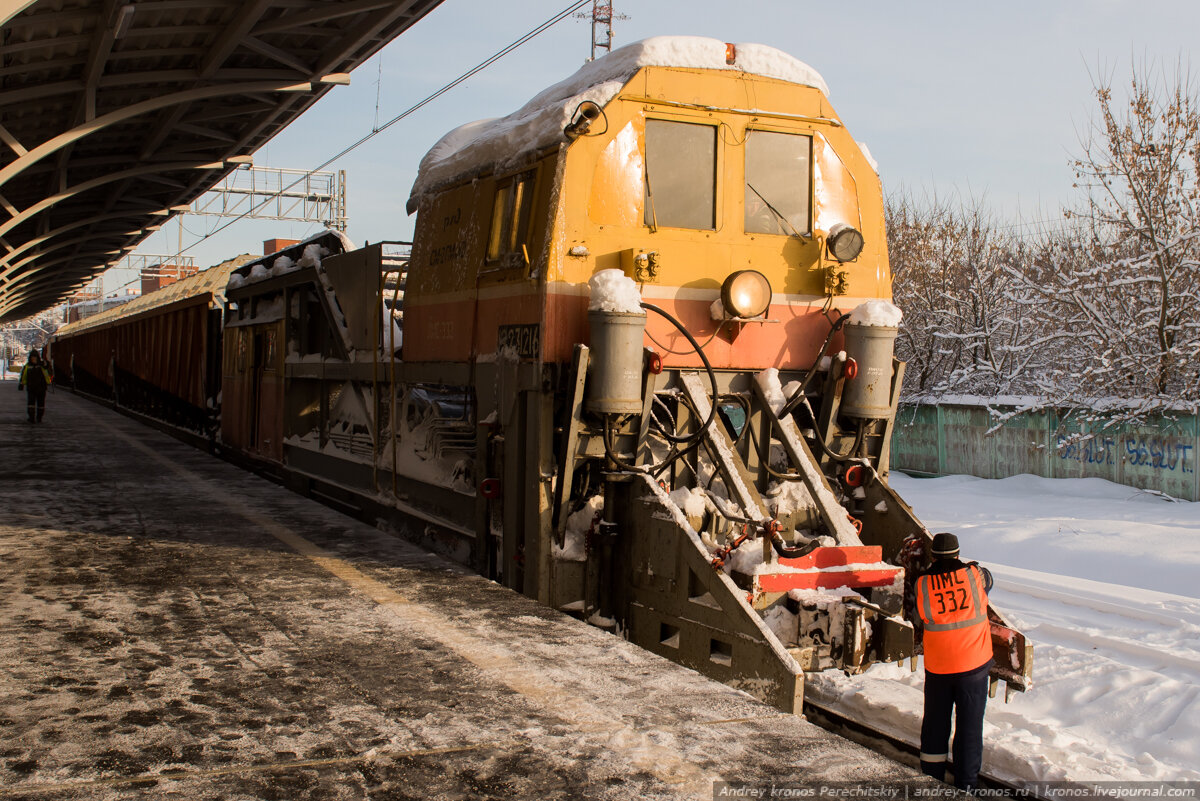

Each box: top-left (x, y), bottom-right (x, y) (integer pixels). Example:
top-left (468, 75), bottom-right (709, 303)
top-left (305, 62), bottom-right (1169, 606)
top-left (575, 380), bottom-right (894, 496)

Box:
top-left (50, 256), bottom-right (249, 434)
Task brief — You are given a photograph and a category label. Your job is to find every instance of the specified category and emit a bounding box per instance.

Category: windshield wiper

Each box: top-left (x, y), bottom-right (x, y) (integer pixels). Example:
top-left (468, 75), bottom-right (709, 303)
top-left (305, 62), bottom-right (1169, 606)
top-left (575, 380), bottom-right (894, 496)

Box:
top-left (747, 182), bottom-right (810, 242)
top-left (645, 162), bottom-right (659, 232)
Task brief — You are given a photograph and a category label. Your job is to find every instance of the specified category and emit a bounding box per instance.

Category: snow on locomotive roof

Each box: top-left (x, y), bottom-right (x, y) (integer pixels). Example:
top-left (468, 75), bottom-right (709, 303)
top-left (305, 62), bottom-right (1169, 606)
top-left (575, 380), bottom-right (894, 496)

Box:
top-left (409, 36), bottom-right (829, 203)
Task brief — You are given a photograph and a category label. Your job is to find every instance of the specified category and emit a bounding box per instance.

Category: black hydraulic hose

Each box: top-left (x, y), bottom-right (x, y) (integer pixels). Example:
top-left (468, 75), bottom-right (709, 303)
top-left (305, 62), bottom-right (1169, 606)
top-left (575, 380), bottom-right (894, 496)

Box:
top-left (788, 389), bottom-right (871, 466)
top-left (606, 395), bottom-right (710, 478)
top-left (603, 410), bottom-right (704, 480)
top-left (646, 396), bottom-right (711, 479)
top-left (605, 305), bottom-right (775, 483)
top-left (771, 535), bottom-right (822, 559)
top-left (650, 438), bottom-right (701, 479)
top-left (649, 394), bottom-right (678, 435)
top-left (602, 415), bottom-right (646, 473)
top-left (803, 312), bottom-right (851, 393)
top-left (779, 312), bottom-right (851, 419)
top-left (640, 301), bottom-right (719, 445)
top-left (814, 418), bottom-right (868, 463)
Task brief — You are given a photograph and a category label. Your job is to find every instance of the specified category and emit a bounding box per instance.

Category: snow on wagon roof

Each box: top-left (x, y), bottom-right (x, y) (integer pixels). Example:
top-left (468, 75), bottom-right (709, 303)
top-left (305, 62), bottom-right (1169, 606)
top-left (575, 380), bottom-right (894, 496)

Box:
top-left (408, 36), bottom-right (829, 203)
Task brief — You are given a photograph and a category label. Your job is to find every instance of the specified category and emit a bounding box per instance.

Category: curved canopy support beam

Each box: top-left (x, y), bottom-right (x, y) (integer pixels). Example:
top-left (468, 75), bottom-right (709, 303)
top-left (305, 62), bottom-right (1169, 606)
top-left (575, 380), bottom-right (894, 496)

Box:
top-left (0, 78), bottom-right (332, 192)
top-left (0, 210), bottom-right (154, 281)
top-left (1, 0), bottom-right (38, 26)
top-left (1, 231), bottom-right (139, 286)
top-left (0, 160), bottom-right (228, 241)
top-left (1, 0), bottom-right (441, 323)
top-left (0, 247), bottom-right (137, 315)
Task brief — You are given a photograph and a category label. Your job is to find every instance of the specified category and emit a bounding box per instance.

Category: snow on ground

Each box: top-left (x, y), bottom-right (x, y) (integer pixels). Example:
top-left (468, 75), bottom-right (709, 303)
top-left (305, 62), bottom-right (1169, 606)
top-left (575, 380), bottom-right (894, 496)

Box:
top-left (808, 472), bottom-right (1200, 784)
top-left (892, 472), bottom-right (1200, 598)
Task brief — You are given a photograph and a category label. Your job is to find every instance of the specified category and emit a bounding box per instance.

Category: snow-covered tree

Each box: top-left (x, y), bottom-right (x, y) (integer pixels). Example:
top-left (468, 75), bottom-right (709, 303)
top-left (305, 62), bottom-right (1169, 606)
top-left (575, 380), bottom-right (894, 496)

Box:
top-left (893, 62), bottom-right (1200, 423)
top-left (1006, 64), bottom-right (1200, 412)
top-left (889, 194), bottom-right (1042, 399)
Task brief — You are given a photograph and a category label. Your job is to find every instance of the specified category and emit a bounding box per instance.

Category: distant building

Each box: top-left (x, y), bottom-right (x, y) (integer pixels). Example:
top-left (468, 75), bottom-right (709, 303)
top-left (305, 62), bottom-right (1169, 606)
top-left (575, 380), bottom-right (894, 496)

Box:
top-left (141, 261), bottom-right (199, 296)
top-left (263, 238), bottom-right (300, 256)
top-left (66, 293), bottom-right (138, 323)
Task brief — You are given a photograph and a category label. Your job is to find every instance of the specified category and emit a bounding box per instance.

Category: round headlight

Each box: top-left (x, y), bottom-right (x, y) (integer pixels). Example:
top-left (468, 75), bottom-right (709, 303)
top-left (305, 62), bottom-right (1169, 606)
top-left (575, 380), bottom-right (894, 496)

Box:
top-left (828, 223), bottom-right (864, 263)
top-left (721, 270), bottom-right (773, 319)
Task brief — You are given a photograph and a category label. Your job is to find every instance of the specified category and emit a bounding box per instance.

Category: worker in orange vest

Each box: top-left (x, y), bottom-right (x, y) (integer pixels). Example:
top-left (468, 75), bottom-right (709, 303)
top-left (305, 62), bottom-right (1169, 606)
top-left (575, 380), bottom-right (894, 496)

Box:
top-left (915, 532), bottom-right (994, 790)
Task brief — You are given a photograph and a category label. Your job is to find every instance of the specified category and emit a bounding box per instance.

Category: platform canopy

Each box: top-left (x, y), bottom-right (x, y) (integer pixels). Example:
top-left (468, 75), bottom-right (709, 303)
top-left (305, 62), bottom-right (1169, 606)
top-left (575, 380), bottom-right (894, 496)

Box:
top-left (0, 0), bottom-right (442, 322)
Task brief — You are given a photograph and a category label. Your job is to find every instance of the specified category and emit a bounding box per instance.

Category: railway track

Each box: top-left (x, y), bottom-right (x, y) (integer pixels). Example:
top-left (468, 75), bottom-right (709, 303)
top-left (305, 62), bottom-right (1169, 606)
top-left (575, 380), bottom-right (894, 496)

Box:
top-left (804, 699), bottom-right (1043, 798)
top-left (994, 572), bottom-right (1200, 684)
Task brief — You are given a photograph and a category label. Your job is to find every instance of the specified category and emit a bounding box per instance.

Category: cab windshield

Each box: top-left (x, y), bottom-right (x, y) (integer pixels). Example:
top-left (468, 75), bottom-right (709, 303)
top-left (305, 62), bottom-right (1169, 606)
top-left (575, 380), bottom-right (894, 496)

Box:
top-left (744, 130), bottom-right (812, 236)
top-left (644, 119), bottom-right (716, 230)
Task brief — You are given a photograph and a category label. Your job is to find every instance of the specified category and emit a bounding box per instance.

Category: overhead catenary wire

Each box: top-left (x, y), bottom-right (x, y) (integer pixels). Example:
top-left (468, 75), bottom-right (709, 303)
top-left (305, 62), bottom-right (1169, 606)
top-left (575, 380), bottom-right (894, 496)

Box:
top-left (146, 0), bottom-right (593, 270)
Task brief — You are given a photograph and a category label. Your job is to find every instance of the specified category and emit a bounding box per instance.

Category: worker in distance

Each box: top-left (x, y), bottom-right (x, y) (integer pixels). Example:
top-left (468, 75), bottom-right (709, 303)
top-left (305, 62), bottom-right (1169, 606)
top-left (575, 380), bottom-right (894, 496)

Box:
top-left (18, 349), bottom-right (52, 424)
top-left (915, 532), bottom-right (994, 791)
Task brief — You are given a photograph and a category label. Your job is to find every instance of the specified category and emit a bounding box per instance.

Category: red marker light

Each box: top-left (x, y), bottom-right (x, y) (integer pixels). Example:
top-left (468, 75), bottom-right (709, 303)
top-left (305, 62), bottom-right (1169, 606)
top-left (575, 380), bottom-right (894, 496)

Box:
top-left (844, 464), bottom-right (865, 487)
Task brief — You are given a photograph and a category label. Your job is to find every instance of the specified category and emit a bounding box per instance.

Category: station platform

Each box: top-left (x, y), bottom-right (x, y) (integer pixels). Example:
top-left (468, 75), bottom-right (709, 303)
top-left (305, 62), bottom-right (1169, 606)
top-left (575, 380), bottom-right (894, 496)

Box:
top-left (0, 384), bottom-right (925, 800)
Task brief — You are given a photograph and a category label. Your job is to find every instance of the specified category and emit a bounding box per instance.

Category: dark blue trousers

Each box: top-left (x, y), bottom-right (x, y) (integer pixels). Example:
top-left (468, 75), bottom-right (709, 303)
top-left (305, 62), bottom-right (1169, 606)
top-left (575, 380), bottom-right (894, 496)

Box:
top-left (26, 389), bottom-right (45, 422)
top-left (920, 660), bottom-right (991, 789)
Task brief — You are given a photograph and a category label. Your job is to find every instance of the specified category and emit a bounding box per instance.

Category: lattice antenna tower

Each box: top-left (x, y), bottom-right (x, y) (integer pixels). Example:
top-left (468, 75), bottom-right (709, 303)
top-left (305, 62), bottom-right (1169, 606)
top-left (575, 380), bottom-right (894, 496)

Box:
top-left (575, 1), bottom-right (629, 62)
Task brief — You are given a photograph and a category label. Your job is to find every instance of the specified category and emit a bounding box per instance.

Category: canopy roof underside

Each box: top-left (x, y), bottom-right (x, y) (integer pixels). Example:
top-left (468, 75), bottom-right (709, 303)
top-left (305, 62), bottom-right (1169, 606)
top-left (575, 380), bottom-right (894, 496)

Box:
top-left (0, 0), bottom-right (441, 322)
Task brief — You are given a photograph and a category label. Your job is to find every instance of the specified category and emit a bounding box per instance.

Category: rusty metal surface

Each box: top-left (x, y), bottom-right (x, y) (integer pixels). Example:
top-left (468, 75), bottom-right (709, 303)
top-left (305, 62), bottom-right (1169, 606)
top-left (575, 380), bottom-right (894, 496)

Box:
top-left (50, 261), bottom-right (250, 412)
top-left (57, 258), bottom-right (246, 337)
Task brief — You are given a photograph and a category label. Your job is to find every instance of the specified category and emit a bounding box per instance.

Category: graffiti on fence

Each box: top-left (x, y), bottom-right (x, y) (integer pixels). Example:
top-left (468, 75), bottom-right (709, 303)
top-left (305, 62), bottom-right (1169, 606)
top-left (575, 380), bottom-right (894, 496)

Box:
top-left (895, 403), bottom-right (1200, 498)
top-left (1056, 435), bottom-right (1193, 472)
top-left (1124, 437), bottom-right (1194, 473)
top-left (1057, 436), bottom-right (1115, 466)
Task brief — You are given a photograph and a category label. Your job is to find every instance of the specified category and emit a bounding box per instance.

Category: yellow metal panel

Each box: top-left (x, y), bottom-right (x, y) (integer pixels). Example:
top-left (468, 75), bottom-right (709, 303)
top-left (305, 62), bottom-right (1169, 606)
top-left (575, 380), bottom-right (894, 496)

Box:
top-left (588, 121), bottom-right (643, 227)
top-left (407, 180), bottom-right (489, 299)
top-left (556, 65), bottom-right (889, 301)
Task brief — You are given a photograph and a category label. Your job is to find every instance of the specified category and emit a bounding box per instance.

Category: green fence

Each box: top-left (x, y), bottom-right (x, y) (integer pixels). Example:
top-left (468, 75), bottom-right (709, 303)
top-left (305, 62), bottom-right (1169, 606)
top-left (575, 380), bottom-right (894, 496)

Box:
top-left (891, 402), bottom-right (1200, 500)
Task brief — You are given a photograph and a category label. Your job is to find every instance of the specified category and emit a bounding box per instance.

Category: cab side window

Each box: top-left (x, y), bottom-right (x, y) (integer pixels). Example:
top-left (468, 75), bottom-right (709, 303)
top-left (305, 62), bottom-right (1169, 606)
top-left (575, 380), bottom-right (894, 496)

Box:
top-left (744, 129), bottom-right (812, 236)
top-left (644, 120), bottom-right (716, 230)
top-left (485, 169), bottom-right (536, 269)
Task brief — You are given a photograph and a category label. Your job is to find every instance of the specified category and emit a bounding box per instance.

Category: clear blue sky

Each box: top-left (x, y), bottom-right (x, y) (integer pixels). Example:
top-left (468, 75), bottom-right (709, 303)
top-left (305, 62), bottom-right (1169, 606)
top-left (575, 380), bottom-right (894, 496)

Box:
top-left (111, 0), bottom-right (1200, 292)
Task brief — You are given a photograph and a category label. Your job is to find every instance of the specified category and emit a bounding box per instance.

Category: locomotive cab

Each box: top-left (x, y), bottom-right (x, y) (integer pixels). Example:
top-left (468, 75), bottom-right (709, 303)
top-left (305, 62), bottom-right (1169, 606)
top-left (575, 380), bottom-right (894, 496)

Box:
top-left (403, 38), bottom-right (888, 372)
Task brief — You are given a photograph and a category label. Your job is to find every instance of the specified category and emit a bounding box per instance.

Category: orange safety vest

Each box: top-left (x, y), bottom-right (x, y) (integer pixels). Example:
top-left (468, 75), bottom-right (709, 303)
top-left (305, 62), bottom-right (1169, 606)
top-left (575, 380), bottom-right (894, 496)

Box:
top-left (916, 564), bottom-right (992, 674)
